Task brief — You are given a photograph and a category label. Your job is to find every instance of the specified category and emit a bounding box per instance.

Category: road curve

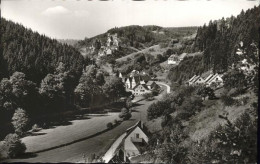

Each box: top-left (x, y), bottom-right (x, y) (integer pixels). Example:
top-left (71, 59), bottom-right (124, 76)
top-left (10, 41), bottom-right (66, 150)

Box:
top-left (156, 81), bottom-right (171, 93)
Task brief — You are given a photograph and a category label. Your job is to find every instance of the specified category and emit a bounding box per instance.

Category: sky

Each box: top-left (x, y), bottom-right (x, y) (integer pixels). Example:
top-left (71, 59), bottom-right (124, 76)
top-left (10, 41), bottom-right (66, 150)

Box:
top-left (1, 0), bottom-right (259, 40)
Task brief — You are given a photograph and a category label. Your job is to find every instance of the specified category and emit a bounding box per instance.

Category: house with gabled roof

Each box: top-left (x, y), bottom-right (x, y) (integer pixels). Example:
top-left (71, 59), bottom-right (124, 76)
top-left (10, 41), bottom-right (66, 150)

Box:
top-left (107, 121), bottom-right (149, 163)
top-left (186, 72), bottom-right (224, 87)
top-left (187, 75), bottom-right (201, 85)
top-left (205, 73), bottom-right (223, 87)
top-left (132, 84), bottom-right (151, 96)
top-left (146, 81), bottom-right (158, 90)
top-left (193, 76), bottom-right (205, 85)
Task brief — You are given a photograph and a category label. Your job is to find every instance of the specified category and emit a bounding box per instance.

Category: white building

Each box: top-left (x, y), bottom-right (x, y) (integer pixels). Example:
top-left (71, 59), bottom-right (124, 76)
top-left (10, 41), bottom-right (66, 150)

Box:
top-left (204, 73), bottom-right (223, 87)
top-left (132, 84), bottom-right (151, 96)
top-left (107, 121), bottom-right (149, 163)
top-left (168, 54), bottom-right (179, 64)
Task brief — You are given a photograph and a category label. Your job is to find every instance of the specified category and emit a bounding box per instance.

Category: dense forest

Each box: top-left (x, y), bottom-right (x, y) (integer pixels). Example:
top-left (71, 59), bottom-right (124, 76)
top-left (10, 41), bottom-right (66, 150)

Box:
top-left (168, 5), bottom-right (259, 83)
top-left (0, 18), bottom-right (86, 84)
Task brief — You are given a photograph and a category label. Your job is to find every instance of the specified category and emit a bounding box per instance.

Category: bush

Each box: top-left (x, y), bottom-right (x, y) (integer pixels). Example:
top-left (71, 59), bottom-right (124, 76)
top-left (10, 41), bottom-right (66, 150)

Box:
top-left (12, 108), bottom-right (29, 136)
top-left (143, 92), bottom-right (153, 100)
top-left (113, 119), bottom-right (119, 126)
top-left (31, 124), bottom-right (41, 132)
top-left (175, 110), bottom-right (192, 120)
top-left (234, 96), bottom-right (250, 106)
top-left (125, 98), bottom-right (133, 109)
top-left (151, 89), bottom-right (159, 96)
top-left (147, 101), bottom-right (172, 120)
top-left (220, 95), bottom-right (235, 106)
top-left (106, 122), bottom-right (113, 129)
top-left (227, 88), bottom-right (246, 97)
top-left (161, 114), bottom-right (173, 128)
top-left (191, 112), bottom-right (257, 163)
top-left (0, 133), bottom-right (26, 158)
top-left (119, 108), bottom-right (132, 120)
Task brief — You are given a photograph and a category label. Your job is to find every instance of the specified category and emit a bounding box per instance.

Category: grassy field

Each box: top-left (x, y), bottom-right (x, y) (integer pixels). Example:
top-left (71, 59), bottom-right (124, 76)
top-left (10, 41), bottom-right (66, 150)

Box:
top-left (187, 91), bottom-right (256, 142)
top-left (3, 84), bottom-right (167, 163)
top-left (22, 113), bottom-right (120, 153)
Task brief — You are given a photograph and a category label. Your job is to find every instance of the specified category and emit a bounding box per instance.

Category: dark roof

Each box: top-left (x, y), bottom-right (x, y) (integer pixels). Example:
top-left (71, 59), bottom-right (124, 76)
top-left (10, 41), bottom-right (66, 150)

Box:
top-left (132, 84), bottom-right (149, 90)
top-left (146, 81), bottom-right (156, 86)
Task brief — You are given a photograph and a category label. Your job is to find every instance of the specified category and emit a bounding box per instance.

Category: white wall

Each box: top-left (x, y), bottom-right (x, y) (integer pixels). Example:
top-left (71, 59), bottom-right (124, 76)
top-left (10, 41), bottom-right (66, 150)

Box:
top-left (124, 126), bottom-right (148, 157)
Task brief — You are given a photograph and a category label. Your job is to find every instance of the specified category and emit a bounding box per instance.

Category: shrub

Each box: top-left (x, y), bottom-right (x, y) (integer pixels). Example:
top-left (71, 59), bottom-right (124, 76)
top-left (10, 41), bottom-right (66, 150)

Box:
top-left (175, 110), bottom-right (192, 120)
top-left (0, 133), bottom-right (26, 158)
top-left (161, 114), bottom-right (173, 128)
top-left (113, 119), bottom-right (119, 125)
top-left (12, 108), bottom-right (29, 136)
top-left (147, 101), bottom-right (171, 120)
top-left (227, 88), bottom-right (246, 97)
top-left (152, 89), bottom-right (160, 96)
top-left (220, 95), bottom-right (235, 106)
top-left (119, 108), bottom-right (132, 120)
top-left (143, 92), bottom-right (153, 100)
top-left (191, 112), bottom-right (257, 163)
top-left (196, 86), bottom-right (215, 100)
top-left (125, 98), bottom-right (133, 109)
top-left (31, 124), bottom-right (41, 132)
top-left (106, 122), bottom-right (113, 129)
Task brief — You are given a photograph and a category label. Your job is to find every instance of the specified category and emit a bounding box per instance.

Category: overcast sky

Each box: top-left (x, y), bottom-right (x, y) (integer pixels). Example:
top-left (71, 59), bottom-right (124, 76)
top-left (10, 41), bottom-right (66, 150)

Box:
top-left (1, 0), bottom-right (258, 40)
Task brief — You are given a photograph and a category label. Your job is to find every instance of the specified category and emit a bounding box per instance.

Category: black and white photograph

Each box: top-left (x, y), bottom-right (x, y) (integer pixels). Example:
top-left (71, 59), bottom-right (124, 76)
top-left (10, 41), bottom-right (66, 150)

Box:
top-left (0, 0), bottom-right (259, 163)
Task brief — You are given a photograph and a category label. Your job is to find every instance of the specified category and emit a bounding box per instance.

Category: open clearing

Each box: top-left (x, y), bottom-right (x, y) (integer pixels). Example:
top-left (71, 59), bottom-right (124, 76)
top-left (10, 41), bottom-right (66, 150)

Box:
top-left (116, 45), bottom-right (168, 62)
top-left (22, 113), bottom-right (119, 153)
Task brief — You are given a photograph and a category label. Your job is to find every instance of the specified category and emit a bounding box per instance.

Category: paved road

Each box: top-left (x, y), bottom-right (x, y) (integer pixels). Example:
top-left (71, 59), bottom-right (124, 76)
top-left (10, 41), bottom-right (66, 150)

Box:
top-left (157, 81), bottom-right (171, 93)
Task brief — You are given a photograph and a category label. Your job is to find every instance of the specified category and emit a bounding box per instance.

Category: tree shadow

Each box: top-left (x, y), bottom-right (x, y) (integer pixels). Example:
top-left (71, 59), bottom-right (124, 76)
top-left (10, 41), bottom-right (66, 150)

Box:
top-left (132, 103), bottom-right (143, 107)
top-left (14, 152), bottom-right (38, 159)
top-left (130, 109), bottom-right (140, 113)
top-left (24, 132), bottom-right (47, 137)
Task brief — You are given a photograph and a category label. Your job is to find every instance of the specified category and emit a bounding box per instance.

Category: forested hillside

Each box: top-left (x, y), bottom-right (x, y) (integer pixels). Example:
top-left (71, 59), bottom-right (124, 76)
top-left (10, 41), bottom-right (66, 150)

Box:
top-left (140, 6), bottom-right (259, 163)
top-left (168, 5), bottom-right (259, 83)
top-left (0, 18), bottom-right (86, 83)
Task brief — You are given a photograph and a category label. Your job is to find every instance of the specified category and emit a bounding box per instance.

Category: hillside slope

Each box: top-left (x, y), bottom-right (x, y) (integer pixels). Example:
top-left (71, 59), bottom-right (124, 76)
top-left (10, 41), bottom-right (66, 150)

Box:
top-left (0, 18), bottom-right (85, 83)
top-left (167, 5), bottom-right (260, 84)
top-left (76, 25), bottom-right (197, 59)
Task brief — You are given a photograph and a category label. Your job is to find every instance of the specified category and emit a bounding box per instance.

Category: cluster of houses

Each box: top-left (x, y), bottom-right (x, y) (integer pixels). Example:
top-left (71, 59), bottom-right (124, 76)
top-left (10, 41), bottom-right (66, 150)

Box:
top-left (118, 70), bottom-right (160, 96)
top-left (186, 73), bottom-right (224, 88)
top-left (85, 33), bottom-right (120, 57)
top-left (167, 53), bottom-right (187, 65)
top-left (106, 121), bottom-right (149, 163)
top-left (98, 33), bottom-right (119, 57)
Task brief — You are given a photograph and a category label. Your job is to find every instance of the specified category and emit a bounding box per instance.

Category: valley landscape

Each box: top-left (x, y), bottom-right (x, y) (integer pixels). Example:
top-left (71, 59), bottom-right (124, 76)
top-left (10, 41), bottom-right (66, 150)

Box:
top-left (0, 0), bottom-right (259, 163)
